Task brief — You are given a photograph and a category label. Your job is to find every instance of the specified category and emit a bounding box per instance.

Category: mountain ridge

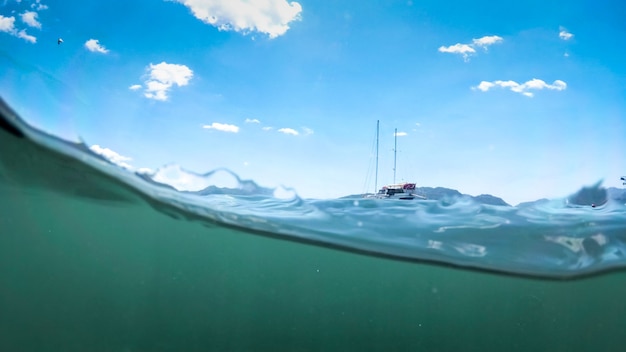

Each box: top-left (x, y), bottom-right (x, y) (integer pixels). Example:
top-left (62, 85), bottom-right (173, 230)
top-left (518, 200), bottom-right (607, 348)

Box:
top-left (348, 186), bottom-right (626, 207)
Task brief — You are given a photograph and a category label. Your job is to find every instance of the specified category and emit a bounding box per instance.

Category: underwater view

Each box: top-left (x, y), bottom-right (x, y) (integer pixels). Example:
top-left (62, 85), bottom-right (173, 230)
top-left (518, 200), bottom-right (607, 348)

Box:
top-left (2, 0), bottom-right (626, 351)
top-left (2, 94), bottom-right (626, 351)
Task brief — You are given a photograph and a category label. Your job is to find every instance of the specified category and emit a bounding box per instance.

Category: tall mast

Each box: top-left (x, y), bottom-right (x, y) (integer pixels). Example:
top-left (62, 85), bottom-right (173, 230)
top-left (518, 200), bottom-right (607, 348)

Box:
top-left (375, 120), bottom-right (379, 193)
top-left (393, 128), bottom-right (397, 184)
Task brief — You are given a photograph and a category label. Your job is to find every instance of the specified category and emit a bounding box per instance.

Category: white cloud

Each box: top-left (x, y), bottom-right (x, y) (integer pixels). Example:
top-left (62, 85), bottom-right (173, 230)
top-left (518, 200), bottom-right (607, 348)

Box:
top-left (136, 167), bottom-right (154, 174)
top-left (174, 0), bottom-right (302, 38)
top-left (150, 165), bottom-right (240, 191)
top-left (278, 127), bottom-right (298, 135)
top-left (475, 81), bottom-right (495, 92)
top-left (559, 27), bottom-right (573, 40)
top-left (262, 126), bottom-right (273, 131)
top-left (395, 131), bottom-right (408, 137)
top-left (129, 84), bottom-right (142, 90)
top-left (90, 145), bottom-right (133, 169)
top-left (473, 78), bottom-right (567, 97)
top-left (31, 0), bottom-right (48, 11)
top-left (439, 35), bottom-right (503, 61)
top-left (0, 15), bottom-right (37, 43)
top-left (203, 122), bottom-right (240, 133)
top-left (17, 29), bottom-right (36, 43)
top-left (302, 127), bottom-right (314, 135)
top-left (85, 39), bottom-right (109, 53)
top-left (0, 15), bottom-right (16, 33)
top-left (438, 43), bottom-right (475, 61)
top-left (245, 118), bottom-right (260, 123)
top-left (137, 62), bottom-right (194, 101)
top-left (472, 35), bottom-right (503, 48)
top-left (150, 165), bottom-right (210, 191)
top-left (20, 11), bottom-right (41, 28)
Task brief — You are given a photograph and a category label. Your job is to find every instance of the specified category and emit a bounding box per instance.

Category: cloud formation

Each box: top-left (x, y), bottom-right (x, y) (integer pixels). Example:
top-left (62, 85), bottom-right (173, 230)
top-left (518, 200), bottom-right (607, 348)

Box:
top-left (31, 0), bottom-right (48, 11)
top-left (559, 26), bottom-right (573, 40)
top-left (472, 35), bottom-right (503, 48)
top-left (17, 29), bottom-right (36, 43)
top-left (90, 145), bottom-right (133, 169)
top-left (245, 118), bottom-right (260, 123)
top-left (473, 79), bottom-right (567, 97)
top-left (133, 62), bottom-right (193, 101)
top-left (20, 11), bottom-right (41, 28)
top-left (85, 39), bottom-right (109, 53)
top-left (0, 15), bottom-right (36, 43)
top-left (174, 0), bottom-right (302, 38)
top-left (439, 35), bottom-right (503, 61)
top-left (438, 43), bottom-right (474, 57)
top-left (278, 127), bottom-right (298, 135)
top-left (150, 164), bottom-right (240, 191)
top-left (203, 122), bottom-right (240, 133)
top-left (1, 1), bottom-right (48, 43)
top-left (0, 15), bottom-right (14, 32)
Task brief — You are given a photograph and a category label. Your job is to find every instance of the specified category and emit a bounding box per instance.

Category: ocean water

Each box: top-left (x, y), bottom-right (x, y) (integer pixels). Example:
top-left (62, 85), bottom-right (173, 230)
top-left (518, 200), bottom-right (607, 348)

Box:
top-left (2, 97), bottom-right (626, 351)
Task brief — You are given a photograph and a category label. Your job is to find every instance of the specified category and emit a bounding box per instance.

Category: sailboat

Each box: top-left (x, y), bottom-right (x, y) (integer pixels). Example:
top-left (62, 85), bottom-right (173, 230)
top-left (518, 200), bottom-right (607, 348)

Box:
top-left (367, 121), bottom-right (425, 200)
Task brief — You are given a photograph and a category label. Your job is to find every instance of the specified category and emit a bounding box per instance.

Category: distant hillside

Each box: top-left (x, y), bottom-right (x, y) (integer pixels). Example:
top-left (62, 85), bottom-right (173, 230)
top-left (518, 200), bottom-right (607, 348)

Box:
top-left (346, 186), bottom-right (510, 206)
top-left (137, 175), bottom-right (275, 197)
top-left (567, 181), bottom-right (608, 206)
top-left (416, 187), bottom-right (510, 206)
top-left (516, 198), bottom-right (550, 208)
top-left (509, 187), bottom-right (625, 208)
top-left (566, 185), bottom-right (626, 206)
top-left (187, 185), bottom-right (274, 196)
top-left (471, 194), bottom-right (510, 207)
top-left (608, 187), bottom-right (626, 202)
top-left (355, 186), bottom-right (626, 207)
top-left (141, 173), bottom-right (626, 206)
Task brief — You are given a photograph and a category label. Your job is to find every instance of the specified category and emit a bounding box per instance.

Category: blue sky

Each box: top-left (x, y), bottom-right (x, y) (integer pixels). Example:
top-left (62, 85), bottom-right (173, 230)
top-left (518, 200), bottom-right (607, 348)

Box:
top-left (1, 0), bottom-right (625, 204)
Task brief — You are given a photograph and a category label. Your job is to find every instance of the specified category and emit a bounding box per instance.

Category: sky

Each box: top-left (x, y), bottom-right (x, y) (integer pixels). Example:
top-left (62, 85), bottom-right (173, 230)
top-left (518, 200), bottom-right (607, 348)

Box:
top-left (1, 0), bottom-right (625, 205)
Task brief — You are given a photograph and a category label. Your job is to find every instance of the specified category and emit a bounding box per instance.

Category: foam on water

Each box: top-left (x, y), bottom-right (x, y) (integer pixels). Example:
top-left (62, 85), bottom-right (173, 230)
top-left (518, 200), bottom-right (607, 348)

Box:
top-left (1, 97), bottom-right (626, 279)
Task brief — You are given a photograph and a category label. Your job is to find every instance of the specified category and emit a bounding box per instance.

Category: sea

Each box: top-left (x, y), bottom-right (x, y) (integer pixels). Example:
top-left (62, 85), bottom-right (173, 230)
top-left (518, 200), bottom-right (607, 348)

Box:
top-left (1, 97), bottom-right (626, 351)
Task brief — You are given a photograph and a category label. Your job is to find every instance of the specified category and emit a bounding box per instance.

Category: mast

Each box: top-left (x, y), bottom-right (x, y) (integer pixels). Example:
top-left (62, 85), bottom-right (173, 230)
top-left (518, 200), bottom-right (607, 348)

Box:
top-left (393, 128), bottom-right (397, 184)
top-left (375, 120), bottom-right (379, 193)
